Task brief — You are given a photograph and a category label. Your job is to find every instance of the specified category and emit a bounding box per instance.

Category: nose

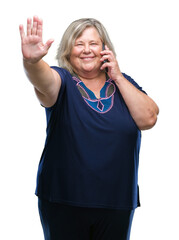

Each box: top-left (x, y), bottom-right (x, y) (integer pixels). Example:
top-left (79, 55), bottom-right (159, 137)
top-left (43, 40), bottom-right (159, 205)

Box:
top-left (83, 44), bottom-right (91, 54)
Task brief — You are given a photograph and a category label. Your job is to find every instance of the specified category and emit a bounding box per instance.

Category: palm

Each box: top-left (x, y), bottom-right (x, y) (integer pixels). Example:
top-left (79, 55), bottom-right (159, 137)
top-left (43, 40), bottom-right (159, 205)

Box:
top-left (19, 16), bottom-right (53, 63)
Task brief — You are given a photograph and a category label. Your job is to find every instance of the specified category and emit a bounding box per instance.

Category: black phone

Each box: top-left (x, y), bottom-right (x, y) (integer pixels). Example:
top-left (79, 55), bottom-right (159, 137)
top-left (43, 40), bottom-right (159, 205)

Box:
top-left (102, 43), bottom-right (108, 72)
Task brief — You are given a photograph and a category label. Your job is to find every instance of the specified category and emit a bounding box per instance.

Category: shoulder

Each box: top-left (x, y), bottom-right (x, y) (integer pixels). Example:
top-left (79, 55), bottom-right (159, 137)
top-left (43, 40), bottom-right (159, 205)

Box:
top-left (122, 73), bottom-right (134, 82)
top-left (122, 72), bottom-right (146, 94)
top-left (51, 66), bottom-right (72, 80)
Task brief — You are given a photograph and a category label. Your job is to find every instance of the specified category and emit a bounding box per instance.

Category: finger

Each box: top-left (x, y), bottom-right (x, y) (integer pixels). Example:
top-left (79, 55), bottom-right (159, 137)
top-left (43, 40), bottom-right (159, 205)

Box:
top-left (32, 16), bottom-right (38, 35)
top-left (37, 18), bottom-right (43, 38)
top-left (100, 54), bottom-right (109, 61)
top-left (100, 62), bottom-right (110, 71)
top-left (19, 24), bottom-right (25, 40)
top-left (105, 45), bottom-right (109, 50)
top-left (44, 39), bottom-right (54, 51)
top-left (101, 49), bottom-right (113, 56)
top-left (100, 54), bottom-right (113, 63)
top-left (27, 18), bottom-right (32, 36)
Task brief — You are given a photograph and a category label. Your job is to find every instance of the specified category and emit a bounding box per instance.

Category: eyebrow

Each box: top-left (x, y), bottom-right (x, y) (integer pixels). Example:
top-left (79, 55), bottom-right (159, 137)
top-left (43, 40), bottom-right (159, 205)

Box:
top-left (75, 40), bottom-right (101, 44)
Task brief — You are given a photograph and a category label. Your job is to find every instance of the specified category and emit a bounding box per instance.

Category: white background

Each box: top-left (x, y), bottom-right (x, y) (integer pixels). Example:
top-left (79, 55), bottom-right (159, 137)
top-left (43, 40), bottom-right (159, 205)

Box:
top-left (0, 0), bottom-right (179, 239)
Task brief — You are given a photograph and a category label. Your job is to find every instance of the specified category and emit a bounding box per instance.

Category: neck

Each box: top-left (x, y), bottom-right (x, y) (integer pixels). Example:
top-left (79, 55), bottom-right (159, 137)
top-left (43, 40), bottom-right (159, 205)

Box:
top-left (78, 72), bottom-right (106, 100)
top-left (77, 70), bottom-right (106, 82)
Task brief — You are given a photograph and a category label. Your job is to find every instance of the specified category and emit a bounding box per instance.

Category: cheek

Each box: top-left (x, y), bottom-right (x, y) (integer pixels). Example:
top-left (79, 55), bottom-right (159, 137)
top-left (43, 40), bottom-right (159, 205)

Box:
top-left (70, 52), bottom-right (77, 64)
top-left (70, 50), bottom-right (81, 63)
top-left (71, 47), bottom-right (83, 56)
top-left (69, 55), bottom-right (81, 70)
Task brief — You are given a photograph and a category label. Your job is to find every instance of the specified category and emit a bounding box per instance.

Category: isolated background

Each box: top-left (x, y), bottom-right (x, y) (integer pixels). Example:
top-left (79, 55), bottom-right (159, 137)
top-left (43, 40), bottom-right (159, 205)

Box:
top-left (0, 0), bottom-right (178, 239)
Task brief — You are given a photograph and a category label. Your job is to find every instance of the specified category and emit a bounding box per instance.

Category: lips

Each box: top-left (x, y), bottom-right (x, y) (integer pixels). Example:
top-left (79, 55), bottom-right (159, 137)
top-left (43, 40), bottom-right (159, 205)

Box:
top-left (80, 56), bottom-right (95, 60)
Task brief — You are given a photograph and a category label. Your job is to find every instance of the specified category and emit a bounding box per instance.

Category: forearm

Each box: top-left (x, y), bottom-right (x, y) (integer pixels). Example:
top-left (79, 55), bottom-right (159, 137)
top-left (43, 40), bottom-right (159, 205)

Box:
top-left (100, 46), bottom-right (159, 129)
top-left (23, 59), bottom-right (55, 96)
top-left (115, 75), bottom-right (159, 130)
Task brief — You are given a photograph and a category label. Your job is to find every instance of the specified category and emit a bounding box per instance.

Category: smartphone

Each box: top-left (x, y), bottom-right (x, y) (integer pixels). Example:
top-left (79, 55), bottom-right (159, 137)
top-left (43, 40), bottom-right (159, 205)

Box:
top-left (102, 43), bottom-right (108, 72)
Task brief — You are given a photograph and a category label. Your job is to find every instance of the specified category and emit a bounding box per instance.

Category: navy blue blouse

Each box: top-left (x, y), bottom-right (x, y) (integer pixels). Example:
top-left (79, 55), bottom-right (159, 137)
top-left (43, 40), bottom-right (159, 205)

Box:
top-left (35, 67), bottom-right (145, 210)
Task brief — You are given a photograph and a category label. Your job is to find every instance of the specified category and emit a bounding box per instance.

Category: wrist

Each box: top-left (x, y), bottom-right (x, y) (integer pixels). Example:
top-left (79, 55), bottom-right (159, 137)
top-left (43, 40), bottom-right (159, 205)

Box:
top-left (23, 57), bottom-right (41, 64)
top-left (113, 73), bottom-right (125, 84)
top-left (23, 58), bottom-right (44, 68)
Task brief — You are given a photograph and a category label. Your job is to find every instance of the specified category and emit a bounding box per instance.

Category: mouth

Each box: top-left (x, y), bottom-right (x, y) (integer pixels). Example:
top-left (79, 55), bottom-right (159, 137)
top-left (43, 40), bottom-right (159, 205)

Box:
top-left (80, 56), bottom-right (95, 61)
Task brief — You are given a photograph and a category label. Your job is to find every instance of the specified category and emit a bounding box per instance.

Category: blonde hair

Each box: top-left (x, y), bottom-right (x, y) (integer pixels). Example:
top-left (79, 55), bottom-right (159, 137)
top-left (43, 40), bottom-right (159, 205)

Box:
top-left (56, 18), bottom-right (116, 75)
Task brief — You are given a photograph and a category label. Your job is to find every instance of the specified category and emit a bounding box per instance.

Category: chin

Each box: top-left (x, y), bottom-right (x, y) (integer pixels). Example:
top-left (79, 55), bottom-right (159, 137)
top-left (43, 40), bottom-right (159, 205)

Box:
top-left (83, 67), bottom-right (96, 72)
top-left (82, 63), bottom-right (100, 72)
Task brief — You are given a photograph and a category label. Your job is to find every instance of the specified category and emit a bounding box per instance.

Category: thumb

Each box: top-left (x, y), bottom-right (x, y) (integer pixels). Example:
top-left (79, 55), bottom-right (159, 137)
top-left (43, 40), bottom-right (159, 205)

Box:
top-left (44, 39), bottom-right (54, 51)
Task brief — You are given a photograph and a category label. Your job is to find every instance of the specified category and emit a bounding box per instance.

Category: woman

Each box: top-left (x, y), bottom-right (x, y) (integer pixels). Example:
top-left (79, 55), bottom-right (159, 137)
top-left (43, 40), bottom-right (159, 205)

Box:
top-left (19, 16), bottom-right (159, 240)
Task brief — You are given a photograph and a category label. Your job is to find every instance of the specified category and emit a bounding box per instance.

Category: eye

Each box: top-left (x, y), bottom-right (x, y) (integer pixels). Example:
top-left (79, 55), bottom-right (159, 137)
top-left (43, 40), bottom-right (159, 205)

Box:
top-left (75, 42), bottom-right (83, 47)
top-left (91, 42), bottom-right (97, 46)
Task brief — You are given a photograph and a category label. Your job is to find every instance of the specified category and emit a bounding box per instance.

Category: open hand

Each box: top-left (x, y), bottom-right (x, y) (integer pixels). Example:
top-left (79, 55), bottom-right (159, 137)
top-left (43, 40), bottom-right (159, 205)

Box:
top-left (19, 16), bottom-right (54, 63)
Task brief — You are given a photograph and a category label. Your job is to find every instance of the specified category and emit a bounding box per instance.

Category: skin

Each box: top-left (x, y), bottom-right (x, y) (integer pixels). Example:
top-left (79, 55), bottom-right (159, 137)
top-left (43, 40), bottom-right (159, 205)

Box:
top-left (19, 16), bottom-right (61, 107)
top-left (70, 27), bottom-right (107, 99)
top-left (19, 16), bottom-right (159, 130)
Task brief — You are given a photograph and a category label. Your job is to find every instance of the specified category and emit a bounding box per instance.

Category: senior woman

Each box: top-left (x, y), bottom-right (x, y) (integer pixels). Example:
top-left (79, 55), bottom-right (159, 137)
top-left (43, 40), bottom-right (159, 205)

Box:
top-left (19, 16), bottom-right (159, 240)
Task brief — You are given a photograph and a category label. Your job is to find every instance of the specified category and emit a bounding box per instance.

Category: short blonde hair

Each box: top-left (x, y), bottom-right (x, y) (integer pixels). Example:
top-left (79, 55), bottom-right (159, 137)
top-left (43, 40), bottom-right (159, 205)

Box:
top-left (56, 18), bottom-right (116, 75)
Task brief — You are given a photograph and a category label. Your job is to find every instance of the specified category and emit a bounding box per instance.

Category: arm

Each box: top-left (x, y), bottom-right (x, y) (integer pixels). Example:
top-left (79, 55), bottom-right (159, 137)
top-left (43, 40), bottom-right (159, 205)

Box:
top-left (100, 46), bottom-right (159, 130)
top-left (19, 16), bottom-right (61, 107)
top-left (114, 76), bottom-right (159, 130)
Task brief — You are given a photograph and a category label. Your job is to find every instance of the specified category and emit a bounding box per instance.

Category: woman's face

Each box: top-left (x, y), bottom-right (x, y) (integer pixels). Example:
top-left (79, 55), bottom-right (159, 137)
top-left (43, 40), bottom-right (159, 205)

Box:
top-left (70, 27), bottom-right (103, 77)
